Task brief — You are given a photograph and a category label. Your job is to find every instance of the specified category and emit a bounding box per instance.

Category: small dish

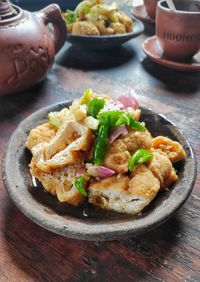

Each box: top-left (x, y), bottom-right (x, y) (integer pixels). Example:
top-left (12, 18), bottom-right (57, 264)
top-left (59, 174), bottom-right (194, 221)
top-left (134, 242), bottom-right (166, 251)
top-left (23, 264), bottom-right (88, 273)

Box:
top-left (132, 5), bottom-right (155, 24)
top-left (66, 18), bottom-right (144, 49)
top-left (2, 101), bottom-right (196, 241)
top-left (142, 36), bottom-right (200, 71)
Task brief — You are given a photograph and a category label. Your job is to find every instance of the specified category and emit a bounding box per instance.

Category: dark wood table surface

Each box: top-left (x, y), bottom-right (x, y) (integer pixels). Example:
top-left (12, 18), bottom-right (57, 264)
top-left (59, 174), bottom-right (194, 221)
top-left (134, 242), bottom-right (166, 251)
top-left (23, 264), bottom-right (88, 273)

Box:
top-left (0, 24), bottom-right (200, 282)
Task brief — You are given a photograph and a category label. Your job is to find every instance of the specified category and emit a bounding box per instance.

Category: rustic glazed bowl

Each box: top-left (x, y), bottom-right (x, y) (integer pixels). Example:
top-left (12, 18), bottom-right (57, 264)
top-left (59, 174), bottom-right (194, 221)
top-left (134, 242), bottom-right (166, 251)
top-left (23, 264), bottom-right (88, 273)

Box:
top-left (2, 101), bottom-right (196, 241)
top-left (66, 18), bottom-right (144, 49)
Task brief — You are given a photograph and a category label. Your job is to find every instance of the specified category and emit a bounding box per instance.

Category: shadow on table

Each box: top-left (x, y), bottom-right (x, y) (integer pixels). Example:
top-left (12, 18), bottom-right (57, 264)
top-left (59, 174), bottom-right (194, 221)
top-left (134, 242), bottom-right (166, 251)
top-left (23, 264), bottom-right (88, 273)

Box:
top-left (142, 57), bottom-right (200, 94)
top-left (3, 199), bottom-right (187, 281)
top-left (0, 82), bottom-right (46, 121)
top-left (56, 44), bottom-right (137, 71)
top-left (143, 22), bottom-right (155, 37)
top-left (0, 75), bottom-right (68, 122)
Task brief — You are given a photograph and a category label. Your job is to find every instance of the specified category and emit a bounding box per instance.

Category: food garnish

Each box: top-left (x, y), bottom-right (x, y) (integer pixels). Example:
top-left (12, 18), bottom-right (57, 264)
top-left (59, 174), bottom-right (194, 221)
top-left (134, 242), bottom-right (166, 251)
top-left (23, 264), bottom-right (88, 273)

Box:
top-left (128, 149), bottom-right (153, 172)
top-left (75, 176), bottom-right (88, 197)
top-left (87, 97), bottom-right (105, 118)
top-left (64, 10), bottom-right (77, 25)
top-left (86, 164), bottom-right (115, 178)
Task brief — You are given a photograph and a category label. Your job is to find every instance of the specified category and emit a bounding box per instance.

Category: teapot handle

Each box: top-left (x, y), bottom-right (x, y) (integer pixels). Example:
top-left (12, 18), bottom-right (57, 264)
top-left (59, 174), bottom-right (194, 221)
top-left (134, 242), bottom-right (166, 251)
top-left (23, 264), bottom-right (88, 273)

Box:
top-left (39, 4), bottom-right (66, 53)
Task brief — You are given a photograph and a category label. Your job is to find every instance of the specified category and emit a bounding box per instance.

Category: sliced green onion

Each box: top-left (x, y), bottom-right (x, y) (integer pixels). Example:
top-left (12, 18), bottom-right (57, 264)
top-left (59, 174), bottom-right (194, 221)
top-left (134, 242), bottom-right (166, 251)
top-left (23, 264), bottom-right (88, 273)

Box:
top-left (64, 10), bottom-right (77, 25)
top-left (98, 110), bottom-right (145, 131)
top-left (94, 110), bottom-right (146, 165)
top-left (115, 113), bottom-right (130, 127)
top-left (81, 88), bottom-right (92, 105)
top-left (75, 176), bottom-right (88, 197)
top-left (87, 98), bottom-right (105, 118)
top-left (129, 117), bottom-right (146, 131)
top-left (75, 1), bottom-right (91, 16)
top-left (128, 149), bottom-right (153, 172)
top-left (97, 110), bottom-right (124, 128)
top-left (93, 118), bottom-right (109, 165)
top-left (48, 108), bottom-right (69, 128)
top-left (48, 112), bottom-right (62, 128)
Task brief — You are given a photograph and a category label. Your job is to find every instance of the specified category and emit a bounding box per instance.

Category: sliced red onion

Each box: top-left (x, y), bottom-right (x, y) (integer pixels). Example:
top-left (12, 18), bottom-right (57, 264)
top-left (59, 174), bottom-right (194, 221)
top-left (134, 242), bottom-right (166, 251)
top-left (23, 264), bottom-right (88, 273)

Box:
top-left (109, 125), bottom-right (128, 144)
top-left (117, 93), bottom-right (139, 110)
top-left (103, 100), bottom-right (124, 111)
top-left (87, 165), bottom-right (115, 179)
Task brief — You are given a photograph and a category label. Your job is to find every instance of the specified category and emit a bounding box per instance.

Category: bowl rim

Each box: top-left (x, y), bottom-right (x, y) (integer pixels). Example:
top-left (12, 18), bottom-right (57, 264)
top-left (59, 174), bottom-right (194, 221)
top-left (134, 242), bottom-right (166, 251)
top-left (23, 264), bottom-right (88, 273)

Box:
top-left (2, 101), bottom-right (197, 241)
top-left (158, 0), bottom-right (200, 15)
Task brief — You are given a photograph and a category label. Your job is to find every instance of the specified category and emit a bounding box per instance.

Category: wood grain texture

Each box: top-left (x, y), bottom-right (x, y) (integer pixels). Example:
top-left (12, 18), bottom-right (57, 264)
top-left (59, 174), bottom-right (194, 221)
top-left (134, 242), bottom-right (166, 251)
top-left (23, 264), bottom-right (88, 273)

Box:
top-left (0, 29), bottom-right (200, 281)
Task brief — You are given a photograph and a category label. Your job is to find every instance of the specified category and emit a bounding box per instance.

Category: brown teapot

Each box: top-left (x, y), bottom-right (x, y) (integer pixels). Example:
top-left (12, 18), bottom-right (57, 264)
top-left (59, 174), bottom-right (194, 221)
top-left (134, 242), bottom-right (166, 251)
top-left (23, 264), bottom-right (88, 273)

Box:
top-left (0, 0), bottom-right (66, 95)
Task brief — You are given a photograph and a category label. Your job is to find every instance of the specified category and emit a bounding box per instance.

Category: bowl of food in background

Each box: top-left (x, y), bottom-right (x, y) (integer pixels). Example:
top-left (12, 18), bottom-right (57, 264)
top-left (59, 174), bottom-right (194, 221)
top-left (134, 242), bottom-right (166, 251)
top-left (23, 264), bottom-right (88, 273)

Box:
top-left (62, 0), bottom-right (144, 49)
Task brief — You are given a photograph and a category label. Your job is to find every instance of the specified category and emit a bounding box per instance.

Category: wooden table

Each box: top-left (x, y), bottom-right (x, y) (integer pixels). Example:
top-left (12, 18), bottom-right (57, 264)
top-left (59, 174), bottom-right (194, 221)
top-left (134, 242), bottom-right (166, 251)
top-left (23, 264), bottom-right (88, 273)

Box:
top-left (0, 26), bottom-right (200, 282)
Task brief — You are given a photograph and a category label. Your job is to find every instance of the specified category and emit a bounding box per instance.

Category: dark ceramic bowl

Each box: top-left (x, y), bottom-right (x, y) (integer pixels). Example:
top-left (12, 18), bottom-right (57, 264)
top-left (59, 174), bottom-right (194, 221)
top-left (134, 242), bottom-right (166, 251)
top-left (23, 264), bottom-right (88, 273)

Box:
top-left (66, 18), bottom-right (144, 49)
top-left (2, 101), bottom-right (196, 241)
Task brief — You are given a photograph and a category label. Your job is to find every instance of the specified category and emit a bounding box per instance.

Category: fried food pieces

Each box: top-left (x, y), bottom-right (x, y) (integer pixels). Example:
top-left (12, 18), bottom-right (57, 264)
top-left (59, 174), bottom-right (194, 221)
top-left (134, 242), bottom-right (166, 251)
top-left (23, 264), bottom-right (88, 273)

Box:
top-left (26, 123), bottom-right (57, 151)
top-left (89, 167), bottom-right (160, 214)
top-left (72, 21), bottom-right (100, 36)
top-left (26, 90), bottom-right (186, 214)
top-left (89, 151), bottom-right (177, 214)
top-left (103, 130), bottom-right (152, 173)
top-left (30, 164), bottom-right (85, 205)
top-left (152, 136), bottom-right (186, 163)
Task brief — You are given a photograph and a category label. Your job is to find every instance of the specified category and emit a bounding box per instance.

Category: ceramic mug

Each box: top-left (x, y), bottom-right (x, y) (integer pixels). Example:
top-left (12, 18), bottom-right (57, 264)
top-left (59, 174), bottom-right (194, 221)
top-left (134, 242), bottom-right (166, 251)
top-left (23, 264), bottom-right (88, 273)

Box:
top-left (156, 0), bottom-right (200, 61)
top-left (143, 0), bottom-right (158, 19)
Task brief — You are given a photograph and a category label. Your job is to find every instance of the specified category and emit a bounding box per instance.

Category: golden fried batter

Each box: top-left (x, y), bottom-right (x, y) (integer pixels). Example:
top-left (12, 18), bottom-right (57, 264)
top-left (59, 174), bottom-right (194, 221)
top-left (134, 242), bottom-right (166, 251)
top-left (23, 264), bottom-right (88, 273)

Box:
top-left (148, 151), bottom-right (178, 189)
top-left (110, 22), bottom-right (126, 34)
top-left (30, 163), bottom-right (85, 205)
top-left (123, 130), bottom-right (152, 152)
top-left (152, 136), bottom-right (186, 163)
top-left (26, 123), bottom-right (57, 151)
top-left (72, 21), bottom-right (100, 36)
top-left (104, 139), bottom-right (130, 173)
top-left (118, 11), bottom-right (133, 32)
top-left (89, 166), bottom-right (160, 214)
top-left (103, 130), bottom-right (152, 173)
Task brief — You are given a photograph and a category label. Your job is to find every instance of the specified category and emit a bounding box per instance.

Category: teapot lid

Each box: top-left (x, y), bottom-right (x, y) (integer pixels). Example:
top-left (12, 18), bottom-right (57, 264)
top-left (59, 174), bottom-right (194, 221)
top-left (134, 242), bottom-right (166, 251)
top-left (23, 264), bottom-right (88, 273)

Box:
top-left (0, 0), bottom-right (18, 20)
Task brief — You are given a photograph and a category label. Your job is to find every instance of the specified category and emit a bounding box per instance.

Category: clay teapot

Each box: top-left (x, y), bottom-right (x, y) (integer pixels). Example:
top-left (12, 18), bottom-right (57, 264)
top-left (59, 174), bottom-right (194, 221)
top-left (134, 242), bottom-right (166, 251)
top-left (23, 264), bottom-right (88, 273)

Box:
top-left (0, 0), bottom-right (66, 95)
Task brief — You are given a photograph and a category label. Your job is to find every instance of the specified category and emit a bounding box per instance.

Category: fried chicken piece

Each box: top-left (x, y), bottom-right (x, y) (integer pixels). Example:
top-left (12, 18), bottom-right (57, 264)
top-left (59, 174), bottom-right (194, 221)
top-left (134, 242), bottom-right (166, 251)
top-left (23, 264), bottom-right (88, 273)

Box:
top-left (26, 123), bottom-right (57, 151)
top-left (103, 130), bottom-right (152, 173)
top-left (94, 20), bottom-right (109, 35)
top-left (152, 136), bottom-right (186, 163)
top-left (104, 139), bottom-right (130, 174)
top-left (89, 166), bottom-right (160, 214)
top-left (123, 130), bottom-right (152, 153)
top-left (30, 164), bottom-right (84, 205)
top-left (72, 21), bottom-right (100, 36)
top-left (110, 22), bottom-right (126, 34)
top-left (148, 151), bottom-right (178, 189)
top-left (95, 25), bottom-right (115, 35)
top-left (118, 11), bottom-right (133, 32)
